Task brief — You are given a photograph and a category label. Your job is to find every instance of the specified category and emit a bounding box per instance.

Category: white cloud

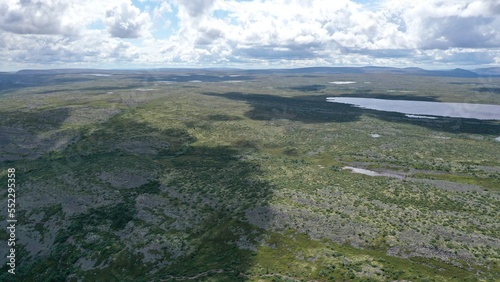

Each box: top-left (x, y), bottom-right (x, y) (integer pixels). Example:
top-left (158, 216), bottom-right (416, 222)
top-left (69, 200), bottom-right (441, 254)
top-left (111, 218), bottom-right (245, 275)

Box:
top-left (153, 2), bottom-right (173, 21)
top-left (382, 0), bottom-right (500, 49)
top-left (175, 0), bottom-right (217, 18)
top-left (174, 0), bottom-right (413, 62)
top-left (0, 0), bottom-right (77, 35)
top-left (0, 29), bottom-right (140, 68)
top-left (0, 0), bottom-right (144, 36)
top-left (1, 0), bottom-right (500, 70)
top-left (105, 1), bottom-right (151, 38)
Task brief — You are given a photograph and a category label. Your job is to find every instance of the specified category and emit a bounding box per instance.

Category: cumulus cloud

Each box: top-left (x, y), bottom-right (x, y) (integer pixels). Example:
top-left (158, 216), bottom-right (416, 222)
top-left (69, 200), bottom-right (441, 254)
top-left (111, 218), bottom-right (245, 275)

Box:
top-left (213, 0), bottom-right (500, 64)
top-left (383, 0), bottom-right (500, 49)
top-left (0, 29), bottom-right (140, 68)
top-left (425, 48), bottom-right (498, 65)
top-left (201, 0), bottom-right (414, 62)
top-left (195, 27), bottom-right (225, 45)
top-left (105, 1), bottom-right (151, 38)
top-left (152, 2), bottom-right (173, 21)
top-left (0, 0), bottom-right (76, 35)
top-left (175, 0), bottom-right (217, 18)
top-left (173, 0), bottom-right (413, 63)
top-left (1, 0), bottom-right (500, 70)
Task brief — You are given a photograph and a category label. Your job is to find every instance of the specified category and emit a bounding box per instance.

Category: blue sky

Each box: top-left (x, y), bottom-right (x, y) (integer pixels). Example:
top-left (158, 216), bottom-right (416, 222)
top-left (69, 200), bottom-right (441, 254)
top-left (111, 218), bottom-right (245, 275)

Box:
top-left (0, 0), bottom-right (499, 71)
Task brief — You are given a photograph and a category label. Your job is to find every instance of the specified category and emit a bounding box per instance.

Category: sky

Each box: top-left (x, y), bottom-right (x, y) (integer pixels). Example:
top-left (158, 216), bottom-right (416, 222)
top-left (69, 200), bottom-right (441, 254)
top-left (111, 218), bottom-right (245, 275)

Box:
top-left (0, 0), bottom-right (499, 71)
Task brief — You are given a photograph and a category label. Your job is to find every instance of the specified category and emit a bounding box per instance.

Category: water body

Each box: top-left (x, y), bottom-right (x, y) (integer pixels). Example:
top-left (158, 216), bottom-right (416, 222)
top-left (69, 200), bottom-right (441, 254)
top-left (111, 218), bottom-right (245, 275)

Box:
top-left (329, 81), bottom-right (356, 85)
top-left (327, 97), bottom-right (500, 120)
top-left (343, 166), bottom-right (404, 179)
top-left (82, 74), bottom-right (112, 77)
top-left (405, 114), bottom-right (437, 119)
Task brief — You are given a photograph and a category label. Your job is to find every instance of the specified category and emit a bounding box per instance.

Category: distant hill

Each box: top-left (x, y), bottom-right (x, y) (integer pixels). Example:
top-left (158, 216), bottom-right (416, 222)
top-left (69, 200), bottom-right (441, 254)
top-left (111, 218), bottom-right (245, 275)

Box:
top-left (16, 69), bottom-right (110, 74)
top-left (242, 66), bottom-right (479, 77)
top-left (14, 66), bottom-right (491, 78)
top-left (15, 69), bottom-right (133, 75)
top-left (423, 68), bottom-right (479, 78)
top-left (473, 67), bottom-right (500, 76)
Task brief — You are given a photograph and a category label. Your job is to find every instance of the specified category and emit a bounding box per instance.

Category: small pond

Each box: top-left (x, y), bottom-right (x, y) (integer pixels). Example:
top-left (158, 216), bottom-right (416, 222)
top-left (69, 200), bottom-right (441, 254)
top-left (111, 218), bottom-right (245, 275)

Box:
top-left (343, 166), bottom-right (404, 179)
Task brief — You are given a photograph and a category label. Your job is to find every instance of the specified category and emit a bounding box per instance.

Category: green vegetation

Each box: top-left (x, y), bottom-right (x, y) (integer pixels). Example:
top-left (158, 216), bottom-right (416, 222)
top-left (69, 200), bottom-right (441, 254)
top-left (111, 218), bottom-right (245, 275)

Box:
top-left (414, 172), bottom-right (500, 192)
top-left (0, 70), bottom-right (499, 281)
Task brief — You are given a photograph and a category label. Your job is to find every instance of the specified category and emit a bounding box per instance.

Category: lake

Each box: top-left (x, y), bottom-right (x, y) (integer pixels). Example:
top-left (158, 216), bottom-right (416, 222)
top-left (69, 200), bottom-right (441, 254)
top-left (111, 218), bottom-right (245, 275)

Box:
top-left (326, 97), bottom-right (500, 120)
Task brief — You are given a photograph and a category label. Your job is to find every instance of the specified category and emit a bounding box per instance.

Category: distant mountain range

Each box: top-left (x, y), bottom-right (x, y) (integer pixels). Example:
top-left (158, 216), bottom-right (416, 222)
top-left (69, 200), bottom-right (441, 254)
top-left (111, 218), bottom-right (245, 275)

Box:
top-left (14, 66), bottom-right (500, 77)
top-left (240, 66), bottom-right (500, 78)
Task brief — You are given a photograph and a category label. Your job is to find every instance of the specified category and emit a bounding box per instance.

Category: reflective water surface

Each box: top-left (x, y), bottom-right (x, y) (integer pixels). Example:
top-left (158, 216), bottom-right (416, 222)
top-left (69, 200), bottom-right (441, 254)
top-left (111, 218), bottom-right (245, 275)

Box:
top-left (327, 97), bottom-right (500, 120)
top-left (343, 166), bottom-right (404, 179)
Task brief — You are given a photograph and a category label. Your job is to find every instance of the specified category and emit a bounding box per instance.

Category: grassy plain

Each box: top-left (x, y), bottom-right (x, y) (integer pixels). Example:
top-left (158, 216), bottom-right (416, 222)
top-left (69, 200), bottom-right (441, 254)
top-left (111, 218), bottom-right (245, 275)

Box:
top-left (0, 70), bottom-right (499, 281)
